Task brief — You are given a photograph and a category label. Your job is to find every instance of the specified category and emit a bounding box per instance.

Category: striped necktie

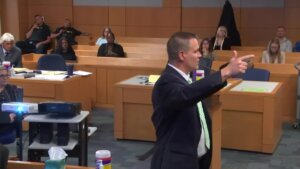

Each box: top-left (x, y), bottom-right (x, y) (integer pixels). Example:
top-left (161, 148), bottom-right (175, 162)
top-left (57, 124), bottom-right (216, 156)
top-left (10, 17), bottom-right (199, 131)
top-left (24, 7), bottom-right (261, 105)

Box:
top-left (187, 78), bottom-right (210, 149)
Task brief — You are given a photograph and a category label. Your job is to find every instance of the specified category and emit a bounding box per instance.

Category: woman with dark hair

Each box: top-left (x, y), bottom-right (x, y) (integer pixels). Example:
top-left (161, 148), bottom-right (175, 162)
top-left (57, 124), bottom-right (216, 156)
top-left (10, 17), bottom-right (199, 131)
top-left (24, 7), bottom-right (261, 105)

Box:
top-left (97, 32), bottom-right (125, 57)
top-left (262, 38), bottom-right (285, 64)
top-left (200, 38), bottom-right (215, 60)
top-left (51, 37), bottom-right (76, 61)
top-left (95, 27), bottom-right (112, 46)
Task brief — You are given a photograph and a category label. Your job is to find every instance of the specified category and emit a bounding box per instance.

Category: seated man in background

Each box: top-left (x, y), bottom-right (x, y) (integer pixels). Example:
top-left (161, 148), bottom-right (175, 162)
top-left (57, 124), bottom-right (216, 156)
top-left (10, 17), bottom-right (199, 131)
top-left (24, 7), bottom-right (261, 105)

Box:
top-left (0, 33), bottom-right (22, 67)
top-left (51, 37), bottom-right (77, 61)
top-left (0, 144), bottom-right (8, 169)
top-left (267, 26), bottom-right (292, 52)
top-left (97, 32), bottom-right (125, 57)
top-left (51, 19), bottom-right (89, 45)
top-left (16, 15), bottom-right (51, 54)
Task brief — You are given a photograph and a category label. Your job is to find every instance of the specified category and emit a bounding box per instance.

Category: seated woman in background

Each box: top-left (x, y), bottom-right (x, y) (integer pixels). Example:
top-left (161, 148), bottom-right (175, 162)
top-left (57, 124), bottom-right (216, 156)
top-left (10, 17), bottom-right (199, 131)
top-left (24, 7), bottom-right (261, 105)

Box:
top-left (51, 37), bottom-right (76, 61)
top-left (200, 38), bottom-right (215, 60)
top-left (95, 27), bottom-right (112, 46)
top-left (262, 38), bottom-right (285, 64)
top-left (97, 32), bottom-right (125, 57)
top-left (211, 26), bottom-right (231, 50)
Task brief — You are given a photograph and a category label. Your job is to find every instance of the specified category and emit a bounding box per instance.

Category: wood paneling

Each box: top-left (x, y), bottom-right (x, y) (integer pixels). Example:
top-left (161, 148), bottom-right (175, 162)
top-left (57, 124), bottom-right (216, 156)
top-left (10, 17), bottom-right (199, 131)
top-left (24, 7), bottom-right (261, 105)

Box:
top-left (109, 7), bottom-right (126, 26)
top-left (285, 0), bottom-right (300, 8)
top-left (240, 28), bottom-right (275, 46)
top-left (73, 6), bottom-right (109, 25)
top-left (126, 26), bottom-right (179, 37)
top-left (241, 8), bottom-right (284, 28)
top-left (5, 0), bottom-right (300, 50)
top-left (182, 8), bottom-right (221, 28)
top-left (125, 7), bottom-right (181, 27)
top-left (285, 8), bottom-right (300, 28)
top-left (2, 0), bottom-right (20, 38)
top-left (27, 0), bottom-right (73, 30)
top-left (163, 0), bottom-right (182, 8)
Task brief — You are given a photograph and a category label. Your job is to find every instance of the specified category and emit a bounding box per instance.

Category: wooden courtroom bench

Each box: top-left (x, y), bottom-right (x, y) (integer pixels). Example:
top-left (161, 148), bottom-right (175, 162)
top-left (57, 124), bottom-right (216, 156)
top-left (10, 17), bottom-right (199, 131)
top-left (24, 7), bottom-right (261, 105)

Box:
top-left (74, 45), bottom-right (167, 56)
top-left (7, 160), bottom-right (94, 169)
top-left (231, 46), bottom-right (266, 51)
top-left (117, 36), bottom-right (168, 44)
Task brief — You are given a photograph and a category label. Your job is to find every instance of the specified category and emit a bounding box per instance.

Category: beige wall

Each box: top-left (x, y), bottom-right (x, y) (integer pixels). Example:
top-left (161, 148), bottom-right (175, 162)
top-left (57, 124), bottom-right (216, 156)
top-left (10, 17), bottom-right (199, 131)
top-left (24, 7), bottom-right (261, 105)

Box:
top-left (1, 0), bottom-right (20, 39)
top-left (2, 0), bottom-right (300, 46)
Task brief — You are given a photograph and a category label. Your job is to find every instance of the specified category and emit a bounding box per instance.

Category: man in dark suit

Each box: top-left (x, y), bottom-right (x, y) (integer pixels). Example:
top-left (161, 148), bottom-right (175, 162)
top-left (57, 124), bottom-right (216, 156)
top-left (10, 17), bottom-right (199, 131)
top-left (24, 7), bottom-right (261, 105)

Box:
top-left (0, 33), bottom-right (22, 67)
top-left (151, 32), bottom-right (253, 169)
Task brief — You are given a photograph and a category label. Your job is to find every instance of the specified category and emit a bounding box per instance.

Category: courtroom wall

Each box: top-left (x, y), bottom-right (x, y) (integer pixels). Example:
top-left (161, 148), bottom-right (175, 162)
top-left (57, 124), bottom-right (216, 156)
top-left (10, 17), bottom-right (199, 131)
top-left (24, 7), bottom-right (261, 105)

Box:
top-left (2, 0), bottom-right (300, 45)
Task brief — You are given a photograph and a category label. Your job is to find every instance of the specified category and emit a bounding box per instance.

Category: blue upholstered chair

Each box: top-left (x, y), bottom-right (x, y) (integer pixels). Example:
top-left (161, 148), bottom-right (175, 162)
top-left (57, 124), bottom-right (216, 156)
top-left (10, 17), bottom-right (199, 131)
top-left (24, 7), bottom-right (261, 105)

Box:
top-left (242, 68), bottom-right (270, 81)
top-left (37, 54), bottom-right (67, 71)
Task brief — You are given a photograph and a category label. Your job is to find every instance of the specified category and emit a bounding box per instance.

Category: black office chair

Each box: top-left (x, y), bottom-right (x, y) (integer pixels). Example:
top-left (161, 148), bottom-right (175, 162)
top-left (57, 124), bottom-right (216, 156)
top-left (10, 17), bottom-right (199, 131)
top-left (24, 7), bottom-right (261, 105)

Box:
top-left (37, 54), bottom-right (67, 71)
top-left (242, 68), bottom-right (270, 81)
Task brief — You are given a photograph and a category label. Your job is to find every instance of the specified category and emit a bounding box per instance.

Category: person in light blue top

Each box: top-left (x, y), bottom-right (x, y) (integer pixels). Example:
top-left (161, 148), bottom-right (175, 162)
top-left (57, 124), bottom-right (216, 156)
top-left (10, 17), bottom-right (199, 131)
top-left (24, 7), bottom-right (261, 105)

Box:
top-left (95, 27), bottom-right (112, 46)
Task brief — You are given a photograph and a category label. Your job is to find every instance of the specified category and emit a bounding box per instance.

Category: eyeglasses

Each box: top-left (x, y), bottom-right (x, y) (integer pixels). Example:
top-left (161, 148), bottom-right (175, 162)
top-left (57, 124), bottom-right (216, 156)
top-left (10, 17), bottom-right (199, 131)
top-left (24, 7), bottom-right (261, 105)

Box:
top-left (0, 74), bottom-right (10, 78)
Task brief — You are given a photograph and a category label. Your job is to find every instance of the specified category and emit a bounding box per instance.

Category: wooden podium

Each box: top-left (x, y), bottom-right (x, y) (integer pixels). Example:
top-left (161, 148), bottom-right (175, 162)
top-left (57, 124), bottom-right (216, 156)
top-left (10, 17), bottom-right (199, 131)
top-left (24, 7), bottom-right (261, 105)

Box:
top-left (220, 81), bottom-right (283, 153)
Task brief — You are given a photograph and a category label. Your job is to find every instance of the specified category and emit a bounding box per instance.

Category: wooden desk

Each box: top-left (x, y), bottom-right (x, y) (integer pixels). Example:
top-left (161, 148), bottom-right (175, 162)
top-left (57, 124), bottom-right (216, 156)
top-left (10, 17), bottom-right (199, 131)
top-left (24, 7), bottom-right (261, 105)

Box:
top-left (114, 76), bottom-right (240, 169)
top-left (213, 61), bottom-right (297, 122)
top-left (220, 81), bottom-right (283, 153)
top-left (8, 75), bottom-right (92, 111)
top-left (8, 161), bottom-right (94, 169)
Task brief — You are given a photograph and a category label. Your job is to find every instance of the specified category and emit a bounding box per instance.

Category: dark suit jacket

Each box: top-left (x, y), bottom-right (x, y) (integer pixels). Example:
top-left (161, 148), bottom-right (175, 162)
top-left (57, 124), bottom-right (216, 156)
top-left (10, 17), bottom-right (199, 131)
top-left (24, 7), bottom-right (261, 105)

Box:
top-left (97, 43), bottom-right (125, 57)
top-left (0, 45), bottom-right (22, 67)
top-left (211, 37), bottom-right (231, 50)
top-left (151, 65), bottom-right (226, 169)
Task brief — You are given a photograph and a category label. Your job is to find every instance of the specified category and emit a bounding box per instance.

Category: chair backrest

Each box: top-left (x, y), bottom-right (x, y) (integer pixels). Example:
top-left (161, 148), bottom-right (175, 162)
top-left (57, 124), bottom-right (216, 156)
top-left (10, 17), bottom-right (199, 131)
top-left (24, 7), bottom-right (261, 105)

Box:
top-left (37, 54), bottom-right (67, 71)
top-left (293, 41), bottom-right (300, 52)
top-left (198, 57), bottom-right (213, 78)
top-left (242, 68), bottom-right (270, 81)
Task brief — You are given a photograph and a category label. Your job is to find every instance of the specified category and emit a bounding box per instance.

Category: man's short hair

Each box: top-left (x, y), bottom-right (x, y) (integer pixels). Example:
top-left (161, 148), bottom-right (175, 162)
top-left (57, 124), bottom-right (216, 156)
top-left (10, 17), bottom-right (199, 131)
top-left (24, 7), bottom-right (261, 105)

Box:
top-left (167, 32), bottom-right (198, 62)
top-left (0, 33), bottom-right (14, 44)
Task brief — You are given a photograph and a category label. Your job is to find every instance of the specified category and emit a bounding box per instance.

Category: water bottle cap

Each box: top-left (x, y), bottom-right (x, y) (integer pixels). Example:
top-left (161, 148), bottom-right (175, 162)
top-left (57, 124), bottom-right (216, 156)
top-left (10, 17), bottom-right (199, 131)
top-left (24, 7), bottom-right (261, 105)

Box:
top-left (95, 150), bottom-right (111, 158)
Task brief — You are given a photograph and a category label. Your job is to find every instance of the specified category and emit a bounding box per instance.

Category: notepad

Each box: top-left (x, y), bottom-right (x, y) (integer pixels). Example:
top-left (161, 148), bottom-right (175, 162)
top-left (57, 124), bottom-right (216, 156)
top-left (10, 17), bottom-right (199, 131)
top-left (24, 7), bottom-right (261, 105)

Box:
top-left (148, 75), bottom-right (160, 84)
top-left (241, 87), bottom-right (267, 92)
top-left (41, 71), bottom-right (66, 75)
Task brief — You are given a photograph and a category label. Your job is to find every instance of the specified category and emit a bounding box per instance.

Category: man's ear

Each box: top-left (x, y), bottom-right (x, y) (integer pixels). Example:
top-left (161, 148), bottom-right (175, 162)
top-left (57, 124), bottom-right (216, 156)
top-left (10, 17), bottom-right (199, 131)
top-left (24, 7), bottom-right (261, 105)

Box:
top-left (178, 51), bottom-right (185, 62)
